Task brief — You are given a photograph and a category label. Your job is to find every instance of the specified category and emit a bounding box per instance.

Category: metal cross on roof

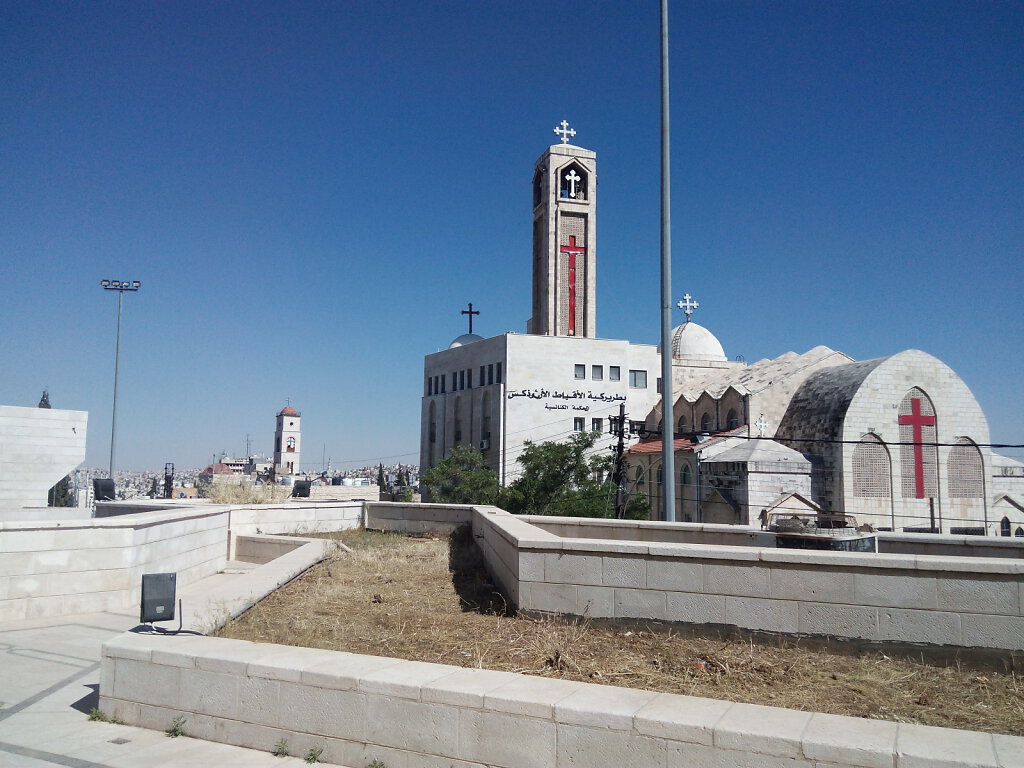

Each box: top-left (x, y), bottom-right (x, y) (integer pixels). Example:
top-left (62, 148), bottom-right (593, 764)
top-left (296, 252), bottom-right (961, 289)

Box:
top-left (553, 120), bottom-right (576, 145)
top-left (756, 414), bottom-right (769, 437)
top-left (676, 293), bottom-right (699, 320)
top-left (461, 302), bottom-right (480, 334)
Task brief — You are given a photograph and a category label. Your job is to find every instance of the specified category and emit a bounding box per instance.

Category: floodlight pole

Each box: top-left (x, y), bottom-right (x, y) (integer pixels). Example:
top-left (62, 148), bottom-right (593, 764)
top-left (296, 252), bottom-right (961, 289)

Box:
top-left (100, 280), bottom-right (141, 479)
top-left (659, 0), bottom-right (676, 522)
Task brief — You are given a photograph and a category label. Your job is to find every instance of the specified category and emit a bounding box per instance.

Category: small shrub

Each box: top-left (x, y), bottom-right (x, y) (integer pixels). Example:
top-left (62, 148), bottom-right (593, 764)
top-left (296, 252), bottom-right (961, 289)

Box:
top-left (304, 746), bottom-right (324, 763)
top-left (367, 760), bottom-right (387, 768)
top-left (87, 707), bottom-right (108, 722)
top-left (272, 738), bottom-right (290, 757)
top-left (166, 715), bottom-right (186, 738)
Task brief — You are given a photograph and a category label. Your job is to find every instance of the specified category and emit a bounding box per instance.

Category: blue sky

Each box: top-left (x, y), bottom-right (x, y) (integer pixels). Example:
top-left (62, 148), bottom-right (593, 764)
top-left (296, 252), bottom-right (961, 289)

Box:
top-left (2, 1), bottom-right (1021, 471)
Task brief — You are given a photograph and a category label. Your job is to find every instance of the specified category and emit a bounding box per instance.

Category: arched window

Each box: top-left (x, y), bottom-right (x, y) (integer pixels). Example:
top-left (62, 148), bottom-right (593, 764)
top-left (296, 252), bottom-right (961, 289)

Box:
top-left (1001, 517), bottom-right (1012, 537)
top-left (853, 434), bottom-right (891, 498)
top-left (700, 412), bottom-right (712, 432)
top-left (1017, 527), bottom-right (1024, 537)
top-left (286, 437), bottom-right (295, 453)
top-left (558, 162), bottom-right (588, 201)
top-left (636, 467), bottom-right (646, 487)
top-left (678, 414), bottom-right (688, 433)
top-left (948, 438), bottom-right (984, 498)
top-left (898, 388), bottom-right (938, 499)
top-left (726, 409), bottom-right (740, 429)
top-left (657, 468), bottom-right (663, 487)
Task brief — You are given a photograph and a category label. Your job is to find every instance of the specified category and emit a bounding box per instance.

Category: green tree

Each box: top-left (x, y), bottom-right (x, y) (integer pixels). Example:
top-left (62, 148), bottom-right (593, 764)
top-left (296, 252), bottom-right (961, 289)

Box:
top-left (503, 431), bottom-right (618, 518)
top-left (377, 463), bottom-right (386, 490)
top-left (47, 474), bottom-right (73, 507)
top-left (421, 445), bottom-right (500, 505)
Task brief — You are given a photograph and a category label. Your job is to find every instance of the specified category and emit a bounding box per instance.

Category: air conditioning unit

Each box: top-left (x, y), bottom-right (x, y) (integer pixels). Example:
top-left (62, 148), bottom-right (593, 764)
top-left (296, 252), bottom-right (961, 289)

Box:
top-left (479, 438), bottom-right (491, 450)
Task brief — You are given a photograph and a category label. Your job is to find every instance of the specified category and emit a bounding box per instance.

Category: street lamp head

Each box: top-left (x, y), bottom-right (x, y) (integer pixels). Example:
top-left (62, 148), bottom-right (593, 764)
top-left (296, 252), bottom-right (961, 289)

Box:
top-left (132, 281), bottom-right (141, 288)
top-left (100, 280), bottom-right (110, 287)
top-left (100, 279), bottom-right (141, 292)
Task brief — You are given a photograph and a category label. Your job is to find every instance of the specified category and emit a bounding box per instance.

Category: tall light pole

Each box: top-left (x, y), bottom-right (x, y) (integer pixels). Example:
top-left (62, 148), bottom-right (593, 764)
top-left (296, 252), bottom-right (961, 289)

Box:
top-left (659, 0), bottom-right (676, 521)
top-left (100, 279), bottom-right (141, 480)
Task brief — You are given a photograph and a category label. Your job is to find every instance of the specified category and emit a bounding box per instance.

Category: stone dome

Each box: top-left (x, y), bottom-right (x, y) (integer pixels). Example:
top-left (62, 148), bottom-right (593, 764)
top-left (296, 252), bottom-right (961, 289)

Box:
top-left (449, 333), bottom-right (483, 349)
top-left (670, 322), bottom-right (726, 362)
top-left (278, 405), bottom-right (299, 417)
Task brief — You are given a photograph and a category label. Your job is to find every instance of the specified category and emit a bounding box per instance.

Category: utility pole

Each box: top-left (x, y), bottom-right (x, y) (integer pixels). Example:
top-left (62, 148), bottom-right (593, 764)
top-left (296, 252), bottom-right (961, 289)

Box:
top-left (612, 403), bottom-right (627, 519)
top-left (659, 0), bottom-right (676, 522)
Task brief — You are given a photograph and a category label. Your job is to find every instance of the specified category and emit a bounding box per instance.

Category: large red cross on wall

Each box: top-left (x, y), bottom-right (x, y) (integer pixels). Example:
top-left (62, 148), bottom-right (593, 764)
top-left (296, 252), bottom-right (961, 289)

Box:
top-left (898, 397), bottom-right (935, 499)
top-left (560, 236), bottom-right (585, 335)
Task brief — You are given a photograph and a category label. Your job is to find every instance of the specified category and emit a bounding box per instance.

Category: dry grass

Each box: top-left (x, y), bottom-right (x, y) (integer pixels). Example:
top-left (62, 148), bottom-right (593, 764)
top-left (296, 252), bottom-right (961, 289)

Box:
top-left (206, 482), bottom-right (291, 505)
top-left (217, 528), bottom-right (1024, 736)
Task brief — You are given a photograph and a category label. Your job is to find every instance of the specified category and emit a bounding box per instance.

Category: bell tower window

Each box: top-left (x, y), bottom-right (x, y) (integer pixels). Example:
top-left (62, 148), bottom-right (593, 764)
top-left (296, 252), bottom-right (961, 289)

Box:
top-left (559, 162), bottom-right (588, 201)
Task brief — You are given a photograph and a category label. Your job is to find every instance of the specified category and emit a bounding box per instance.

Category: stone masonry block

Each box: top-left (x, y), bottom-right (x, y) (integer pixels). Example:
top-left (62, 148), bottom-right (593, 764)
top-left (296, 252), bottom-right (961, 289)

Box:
top-left (854, 571), bottom-right (938, 609)
top-left (634, 693), bottom-right (731, 745)
top-left (801, 712), bottom-right (897, 768)
top-left (301, 652), bottom-right (402, 690)
top-left (666, 592), bottom-right (727, 625)
top-left (602, 554), bottom-right (646, 588)
top-left (647, 557), bottom-right (704, 592)
top-left (798, 603), bottom-right (879, 640)
top-left (704, 562), bottom-right (770, 598)
top-left (770, 565), bottom-right (855, 603)
top-left (713, 701), bottom-right (812, 759)
top-left (960, 613), bottom-right (1024, 651)
top-left (529, 582), bottom-right (578, 614)
top-left (556, 723), bottom-right (667, 768)
top-left (544, 552), bottom-right (603, 586)
top-left (278, 681), bottom-right (366, 742)
top-left (484, 675), bottom-right (584, 718)
top-left (359, 659), bottom-right (458, 698)
top-left (665, 741), bottom-right (815, 768)
top-left (459, 709), bottom-right (556, 768)
top-left (576, 585), bottom-right (614, 618)
top-left (112, 659), bottom-right (181, 709)
top-left (237, 674), bottom-right (280, 727)
top-left (878, 608), bottom-right (961, 646)
top-left (895, 722), bottom-right (998, 767)
top-left (614, 587), bottom-right (667, 620)
top-left (725, 596), bottom-right (799, 634)
top-left (365, 694), bottom-right (460, 758)
top-left (553, 684), bottom-right (659, 730)
top-left (936, 575), bottom-right (1019, 616)
top-left (992, 734), bottom-right (1024, 768)
top-left (179, 668), bottom-right (239, 719)
top-left (421, 667), bottom-right (521, 708)
top-left (519, 552), bottom-right (545, 581)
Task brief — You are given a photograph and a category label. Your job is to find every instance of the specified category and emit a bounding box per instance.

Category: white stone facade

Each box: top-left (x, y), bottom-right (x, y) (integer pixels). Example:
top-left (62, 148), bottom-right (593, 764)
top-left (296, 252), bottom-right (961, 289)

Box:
top-left (421, 334), bottom-right (662, 484)
top-left (273, 406), bottom-right (301, 476)
top-left (0, 404), bottom-right (87, 516)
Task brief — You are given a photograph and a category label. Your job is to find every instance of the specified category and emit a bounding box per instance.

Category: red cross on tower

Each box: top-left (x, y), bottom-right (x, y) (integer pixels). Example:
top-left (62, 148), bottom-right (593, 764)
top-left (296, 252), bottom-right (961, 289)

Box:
top-left (899, 397), bottom-right (936, 499)
top-left (560, 236), bottom-right (585, 335)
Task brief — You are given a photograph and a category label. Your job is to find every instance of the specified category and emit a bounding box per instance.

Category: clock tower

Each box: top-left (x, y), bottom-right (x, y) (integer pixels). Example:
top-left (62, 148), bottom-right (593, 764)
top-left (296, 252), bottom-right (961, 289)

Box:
top-left (527, 121), bottom-right (597, 338)
top-left (273, 404), bottom-right (301, 476)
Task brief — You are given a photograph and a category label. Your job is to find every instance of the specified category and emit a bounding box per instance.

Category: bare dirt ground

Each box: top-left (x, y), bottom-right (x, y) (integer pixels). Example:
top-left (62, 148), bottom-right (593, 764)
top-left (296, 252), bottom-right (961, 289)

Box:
top-left (216, 529), bottom-right (1024, 736)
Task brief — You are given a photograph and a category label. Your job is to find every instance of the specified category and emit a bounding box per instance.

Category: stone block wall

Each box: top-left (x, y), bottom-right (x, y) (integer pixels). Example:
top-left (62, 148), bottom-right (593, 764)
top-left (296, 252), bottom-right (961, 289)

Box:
top-left (99, 632), bottom-right (1023, 768)
top-left (0, 405), bottom-right (87, 514)
top-left (0, 507), bottom-right (229, 622)
top-left (365, 501), bottom-right (473, 534)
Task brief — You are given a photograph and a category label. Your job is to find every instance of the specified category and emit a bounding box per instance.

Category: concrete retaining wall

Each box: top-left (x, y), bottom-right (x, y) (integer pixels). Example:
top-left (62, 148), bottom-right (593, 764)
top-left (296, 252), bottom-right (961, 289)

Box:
top-left (0, 507), bottom-right (230, 622)
top-left (366, 501), bottom-right (473, 534)
top-left (100, 631), bottom-right (1023, 768)
top-left (227, 501), bottom-right (363, 537)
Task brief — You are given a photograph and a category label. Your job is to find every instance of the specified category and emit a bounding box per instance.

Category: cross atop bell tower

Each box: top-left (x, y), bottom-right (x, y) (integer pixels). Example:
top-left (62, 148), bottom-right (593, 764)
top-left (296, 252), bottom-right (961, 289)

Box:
top-left (528, 122), bottom-right (597, 338)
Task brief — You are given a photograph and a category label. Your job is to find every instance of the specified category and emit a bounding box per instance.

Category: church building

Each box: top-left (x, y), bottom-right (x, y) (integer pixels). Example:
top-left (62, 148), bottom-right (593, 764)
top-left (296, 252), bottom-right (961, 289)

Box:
top-left (420, 124), bottom-right (1024, 535)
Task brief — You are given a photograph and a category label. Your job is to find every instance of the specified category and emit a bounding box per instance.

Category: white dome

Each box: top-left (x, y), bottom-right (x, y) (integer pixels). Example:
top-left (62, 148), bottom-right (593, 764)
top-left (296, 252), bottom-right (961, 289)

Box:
top-left (670, 322), bottom-right (726, 362)
top-left (449, 333), bottom-right (483, 349)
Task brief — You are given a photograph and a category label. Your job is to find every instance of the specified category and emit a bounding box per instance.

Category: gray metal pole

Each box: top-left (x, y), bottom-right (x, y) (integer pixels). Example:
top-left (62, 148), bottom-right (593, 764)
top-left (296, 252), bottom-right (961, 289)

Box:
top-left (108, 289), bottom-right (123, 479)
top-left (660, 0), bottom-right (676, 522)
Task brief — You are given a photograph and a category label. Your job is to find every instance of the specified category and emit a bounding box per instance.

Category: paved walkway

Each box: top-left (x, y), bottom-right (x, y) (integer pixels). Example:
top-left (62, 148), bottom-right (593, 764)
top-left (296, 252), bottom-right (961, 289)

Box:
top-left (0, 571), bottom-right (342, 768)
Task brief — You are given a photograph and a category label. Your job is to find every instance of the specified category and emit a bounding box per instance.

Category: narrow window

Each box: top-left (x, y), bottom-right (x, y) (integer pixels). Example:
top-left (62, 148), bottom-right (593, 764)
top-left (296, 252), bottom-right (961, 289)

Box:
top-left (575, 364), bottom-right (586, 379)
top-left (573, 417), bottom-right (585, 432)
top-left (496, 362), bottom-right (503, 383)
top-left (467, 368), bottom-right (473, 389)
top-left (609, 366), bottom-right (620, 381)
top-left (427, 377), bottom-right (432, 396)
top-left (488, 364), bottom-right (494, 385)
top-left (592, 365), bottom-right (603, 381)
top-left (440, 376), bottom-right (445, 394)
top-left (657, 377), bottom-right (662, 394)
top-left (459, 370), bottom-right (465, 390)
top-left (451, 372), bottom-right (457, 391)
top-left (480, 365), bottom-right (485, 385)
top-left (629, 370), bottom-right (647, 388)
top-left (592, 418), bottom-right (603, 432)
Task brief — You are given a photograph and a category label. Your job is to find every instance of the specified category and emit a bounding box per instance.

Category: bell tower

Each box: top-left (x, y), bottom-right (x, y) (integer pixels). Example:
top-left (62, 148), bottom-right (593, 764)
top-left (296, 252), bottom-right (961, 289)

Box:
top-left (527, 121), bottom-right (597, 338)
top-left (273, 404), bottom-right (301, 476)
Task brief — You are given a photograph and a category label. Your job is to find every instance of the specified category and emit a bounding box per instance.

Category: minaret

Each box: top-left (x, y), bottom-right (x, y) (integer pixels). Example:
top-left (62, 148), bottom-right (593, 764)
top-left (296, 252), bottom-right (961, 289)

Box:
top-left (527, 120), bottom-right (597, 338)
top-left (273, 404), bottom-right (301, 475)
